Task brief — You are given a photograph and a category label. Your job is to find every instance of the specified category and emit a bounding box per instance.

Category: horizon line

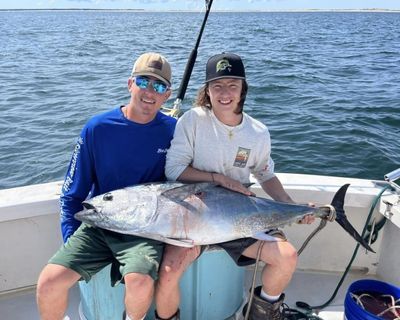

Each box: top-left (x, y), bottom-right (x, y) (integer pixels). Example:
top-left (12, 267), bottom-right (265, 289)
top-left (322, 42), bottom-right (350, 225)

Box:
top-left (1, 8), bottom-right (400, 12)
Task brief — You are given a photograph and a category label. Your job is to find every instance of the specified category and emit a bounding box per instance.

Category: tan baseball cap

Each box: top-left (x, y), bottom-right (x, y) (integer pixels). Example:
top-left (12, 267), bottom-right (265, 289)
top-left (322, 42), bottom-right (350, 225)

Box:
top-left (131, 52), bottom-right (171, 86)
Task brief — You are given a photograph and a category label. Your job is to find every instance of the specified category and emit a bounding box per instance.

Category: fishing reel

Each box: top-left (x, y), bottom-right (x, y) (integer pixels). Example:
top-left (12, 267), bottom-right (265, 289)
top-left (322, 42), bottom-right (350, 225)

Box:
top-left (161, 98), bottom-right (183, 119)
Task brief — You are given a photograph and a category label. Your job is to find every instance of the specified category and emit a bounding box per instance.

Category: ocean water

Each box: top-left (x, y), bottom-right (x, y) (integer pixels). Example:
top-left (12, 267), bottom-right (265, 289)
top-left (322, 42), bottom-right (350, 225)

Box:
top-left (0, 10), bottom-right (399, 189)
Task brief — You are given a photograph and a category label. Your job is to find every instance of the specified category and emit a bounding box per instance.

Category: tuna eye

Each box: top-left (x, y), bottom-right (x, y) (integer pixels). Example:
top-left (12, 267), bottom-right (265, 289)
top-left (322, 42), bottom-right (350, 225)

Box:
top-left (194, 191), bottom-right (204, 198)
top-left (103, 193), bottom-right (113, 201)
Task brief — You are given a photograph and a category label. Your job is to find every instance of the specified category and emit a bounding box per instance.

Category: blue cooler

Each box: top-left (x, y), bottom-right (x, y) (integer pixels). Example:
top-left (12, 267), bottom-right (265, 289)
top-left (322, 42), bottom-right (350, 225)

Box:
top-left (79, 250), bottom-right (245, 320)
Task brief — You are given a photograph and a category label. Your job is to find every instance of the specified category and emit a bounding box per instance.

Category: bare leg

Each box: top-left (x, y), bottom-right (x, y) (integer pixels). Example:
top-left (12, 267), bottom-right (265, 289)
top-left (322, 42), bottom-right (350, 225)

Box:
top-left (124, 273), bottom-right (154, 320)
top-left (36, 264), bottom-right (81, 320)
top-left (155, 245), bottom-right (200, 318)
top-left (242, 240), bottom-right (297, 295)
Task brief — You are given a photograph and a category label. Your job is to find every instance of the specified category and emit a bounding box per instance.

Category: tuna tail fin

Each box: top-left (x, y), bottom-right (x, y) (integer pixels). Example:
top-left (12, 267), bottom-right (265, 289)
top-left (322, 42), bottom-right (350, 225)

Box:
top-left (332, 184), bottom-right (375, 253)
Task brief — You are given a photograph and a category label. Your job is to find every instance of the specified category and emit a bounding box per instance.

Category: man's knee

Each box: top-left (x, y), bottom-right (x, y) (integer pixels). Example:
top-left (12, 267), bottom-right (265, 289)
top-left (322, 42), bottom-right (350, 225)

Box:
top-left (37, 275), bottom-right (53, 298)
top-left (283, 243), bottom-right (298, 268)
top-left (124, 273), bottom-right (154, 294)
top-left (157, 246), bottom-right (200, 288)
top-left (262, 241), bottom-right (298, 267)
top-left (162, 246), bottom-right (200, 272)
top-left (37, 264), bottom-right (79, 297)
top-left (157, 263), bottom-right (182, 287)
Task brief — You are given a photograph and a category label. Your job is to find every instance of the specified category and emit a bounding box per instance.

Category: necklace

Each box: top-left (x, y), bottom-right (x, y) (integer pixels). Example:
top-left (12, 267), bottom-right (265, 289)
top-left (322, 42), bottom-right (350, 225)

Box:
top-left (211, 110), bottom-right (242, 140)
top-left (227, 127), bottom-right (234, 139)
top-left (221, 123), bottom-right (236, 140)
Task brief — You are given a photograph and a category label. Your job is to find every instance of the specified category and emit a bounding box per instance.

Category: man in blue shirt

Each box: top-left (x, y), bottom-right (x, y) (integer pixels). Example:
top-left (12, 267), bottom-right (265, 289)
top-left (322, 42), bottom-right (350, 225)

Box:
top-left (36, 52), bottom-right (177, 320)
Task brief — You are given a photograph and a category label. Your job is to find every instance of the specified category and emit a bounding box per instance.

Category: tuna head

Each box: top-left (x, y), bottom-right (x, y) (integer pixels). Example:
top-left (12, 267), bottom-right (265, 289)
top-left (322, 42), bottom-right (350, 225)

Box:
top-left (75, 186), bottom-right (158, 234)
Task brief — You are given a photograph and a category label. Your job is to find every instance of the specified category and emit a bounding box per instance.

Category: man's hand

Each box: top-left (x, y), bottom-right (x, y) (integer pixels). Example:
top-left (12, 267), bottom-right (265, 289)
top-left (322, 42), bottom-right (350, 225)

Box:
top-left (212, 173), bottom-right (255, 196)
top-left (297, 203), bottom-right (316, 224)
top-left (298, 214), bottom-right (315, 224)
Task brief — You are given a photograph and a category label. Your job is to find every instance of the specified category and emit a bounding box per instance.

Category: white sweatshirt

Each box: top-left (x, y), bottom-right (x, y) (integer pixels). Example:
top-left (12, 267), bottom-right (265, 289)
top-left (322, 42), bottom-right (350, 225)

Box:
top-left (165, 106), bottom-right (276, 184)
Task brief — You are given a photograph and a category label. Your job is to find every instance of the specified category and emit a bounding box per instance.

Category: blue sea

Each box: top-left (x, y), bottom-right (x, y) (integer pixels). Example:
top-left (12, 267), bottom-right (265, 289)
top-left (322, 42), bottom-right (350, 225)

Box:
top-left (0, 10), bottom-right (399, 189)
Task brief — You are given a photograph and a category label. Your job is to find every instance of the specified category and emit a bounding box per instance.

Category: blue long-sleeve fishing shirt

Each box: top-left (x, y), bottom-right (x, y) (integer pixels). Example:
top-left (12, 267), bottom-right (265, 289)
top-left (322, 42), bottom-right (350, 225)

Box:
top-left (60, 106), bottom-right (176, 242)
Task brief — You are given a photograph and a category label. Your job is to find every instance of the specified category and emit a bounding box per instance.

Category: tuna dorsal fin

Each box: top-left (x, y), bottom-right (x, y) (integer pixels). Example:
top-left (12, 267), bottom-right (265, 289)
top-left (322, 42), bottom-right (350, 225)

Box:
top-left (161, 182), bottom-right (214, 202)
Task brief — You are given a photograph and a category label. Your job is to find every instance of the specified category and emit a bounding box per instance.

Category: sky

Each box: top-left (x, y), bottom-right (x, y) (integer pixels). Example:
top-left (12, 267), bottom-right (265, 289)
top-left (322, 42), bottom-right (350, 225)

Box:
top-left (0, 0), bottom-right (399, 11)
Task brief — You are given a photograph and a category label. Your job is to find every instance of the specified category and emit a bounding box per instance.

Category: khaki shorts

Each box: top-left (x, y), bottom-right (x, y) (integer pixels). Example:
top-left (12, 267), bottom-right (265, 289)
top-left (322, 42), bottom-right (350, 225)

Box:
top-left (49, 223), bottom-right (164, 286)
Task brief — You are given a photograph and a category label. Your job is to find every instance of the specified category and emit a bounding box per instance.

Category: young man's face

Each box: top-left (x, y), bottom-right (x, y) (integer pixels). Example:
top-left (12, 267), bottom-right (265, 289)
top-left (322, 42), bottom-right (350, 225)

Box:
top-left (207, 78), bottom-right (242, 112)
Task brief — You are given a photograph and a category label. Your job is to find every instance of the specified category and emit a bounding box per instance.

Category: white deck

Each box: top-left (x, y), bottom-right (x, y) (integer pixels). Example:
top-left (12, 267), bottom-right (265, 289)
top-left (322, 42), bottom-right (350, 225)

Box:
top-left (0, 285), bottom-right (80, 320)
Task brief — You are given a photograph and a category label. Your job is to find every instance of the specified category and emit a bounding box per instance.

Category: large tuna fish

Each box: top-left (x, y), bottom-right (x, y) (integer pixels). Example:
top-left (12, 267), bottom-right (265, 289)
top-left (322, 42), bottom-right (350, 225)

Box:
top-left (75, 182), bottom-right (373, 252)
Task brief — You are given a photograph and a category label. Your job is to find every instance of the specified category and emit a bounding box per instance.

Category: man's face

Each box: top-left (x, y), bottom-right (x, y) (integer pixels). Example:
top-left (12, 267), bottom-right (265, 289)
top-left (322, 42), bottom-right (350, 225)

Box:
top-left (128, 75), bottom-right (171, 120)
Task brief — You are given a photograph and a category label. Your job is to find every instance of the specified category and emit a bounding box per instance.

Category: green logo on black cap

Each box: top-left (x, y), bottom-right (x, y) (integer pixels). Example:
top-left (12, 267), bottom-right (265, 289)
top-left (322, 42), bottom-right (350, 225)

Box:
top-left (216, 59), bottom-right (232, 73)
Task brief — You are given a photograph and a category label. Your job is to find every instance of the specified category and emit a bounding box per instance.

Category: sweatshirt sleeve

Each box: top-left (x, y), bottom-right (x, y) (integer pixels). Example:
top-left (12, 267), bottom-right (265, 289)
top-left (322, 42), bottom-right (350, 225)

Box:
top-left (60, 125), bottom-right (95, 242)
top-left (165, 111), bottom-right (196, 181)
top-left (252, 129), bottom-right (276, 183)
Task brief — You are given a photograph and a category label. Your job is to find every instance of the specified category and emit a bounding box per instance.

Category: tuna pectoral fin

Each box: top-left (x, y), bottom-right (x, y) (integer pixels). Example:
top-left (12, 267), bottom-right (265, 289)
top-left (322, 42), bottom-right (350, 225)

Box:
top-left (161, 182), bottom-right (214, 202)
top-left (332, 184), bottom-right (375, 253)
top-left (163, 237), bottom-right (195, 248)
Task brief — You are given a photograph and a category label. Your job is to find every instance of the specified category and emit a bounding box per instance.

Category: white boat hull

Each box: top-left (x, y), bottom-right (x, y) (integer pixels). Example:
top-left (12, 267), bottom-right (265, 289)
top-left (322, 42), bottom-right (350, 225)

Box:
top-left (1, 173), bottom-right (399, 319)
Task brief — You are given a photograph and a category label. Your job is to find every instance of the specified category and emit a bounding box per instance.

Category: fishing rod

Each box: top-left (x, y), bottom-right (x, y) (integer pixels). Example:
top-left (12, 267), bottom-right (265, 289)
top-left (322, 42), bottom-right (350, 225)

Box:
top-left (162, 0), bottom-right (214, 118)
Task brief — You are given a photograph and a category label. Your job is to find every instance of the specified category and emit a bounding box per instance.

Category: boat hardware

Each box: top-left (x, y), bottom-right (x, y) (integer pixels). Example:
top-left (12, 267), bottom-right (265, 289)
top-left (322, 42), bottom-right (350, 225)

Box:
top-left (385, 167), bottom-right (400, 183)
top-left (385, 167), bottom-right (400, 194)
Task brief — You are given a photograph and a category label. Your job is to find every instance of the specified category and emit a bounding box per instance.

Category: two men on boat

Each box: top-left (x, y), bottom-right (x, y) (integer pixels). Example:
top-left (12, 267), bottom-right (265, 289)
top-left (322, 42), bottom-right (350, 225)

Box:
top-left (36, 51), bottom-right (314, 320)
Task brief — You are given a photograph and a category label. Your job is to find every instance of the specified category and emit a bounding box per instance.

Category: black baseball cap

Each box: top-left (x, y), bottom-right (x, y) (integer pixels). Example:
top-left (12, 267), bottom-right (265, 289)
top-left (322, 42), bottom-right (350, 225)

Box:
top-left (205, 52), bottom-right (246, 83)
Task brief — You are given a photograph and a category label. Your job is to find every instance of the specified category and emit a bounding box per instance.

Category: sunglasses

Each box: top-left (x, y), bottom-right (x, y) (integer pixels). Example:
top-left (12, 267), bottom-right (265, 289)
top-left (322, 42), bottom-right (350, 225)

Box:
top-left (134, 76), bottom-right (169, 94)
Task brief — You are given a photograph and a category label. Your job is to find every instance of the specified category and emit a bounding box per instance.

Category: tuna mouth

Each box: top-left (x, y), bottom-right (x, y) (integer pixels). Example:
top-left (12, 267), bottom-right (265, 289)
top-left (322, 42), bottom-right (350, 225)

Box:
top-left (82, 202), bottom-right (96, 211)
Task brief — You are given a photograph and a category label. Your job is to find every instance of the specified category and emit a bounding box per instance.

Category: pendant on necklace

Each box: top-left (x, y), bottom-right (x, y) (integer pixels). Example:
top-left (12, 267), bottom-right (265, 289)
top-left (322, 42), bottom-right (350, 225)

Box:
top-left (228, 130), bottom-right (233, 139)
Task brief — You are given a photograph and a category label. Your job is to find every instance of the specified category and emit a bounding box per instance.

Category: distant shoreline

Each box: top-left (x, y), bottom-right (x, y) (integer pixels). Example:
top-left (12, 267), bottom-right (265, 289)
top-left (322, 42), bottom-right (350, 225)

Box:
top-left (1, 8), bottom-right (400, 13)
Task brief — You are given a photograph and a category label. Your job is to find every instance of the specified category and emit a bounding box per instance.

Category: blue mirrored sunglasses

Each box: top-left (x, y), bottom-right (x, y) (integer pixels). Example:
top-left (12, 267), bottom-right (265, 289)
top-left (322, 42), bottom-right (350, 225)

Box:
top-left (134, 76), bottom-right (169, 94)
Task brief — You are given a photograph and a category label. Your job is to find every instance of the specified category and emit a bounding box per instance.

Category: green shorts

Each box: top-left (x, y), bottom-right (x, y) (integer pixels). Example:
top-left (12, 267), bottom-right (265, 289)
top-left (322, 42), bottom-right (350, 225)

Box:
top-left (49, 223), bottom-right (164, 286)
